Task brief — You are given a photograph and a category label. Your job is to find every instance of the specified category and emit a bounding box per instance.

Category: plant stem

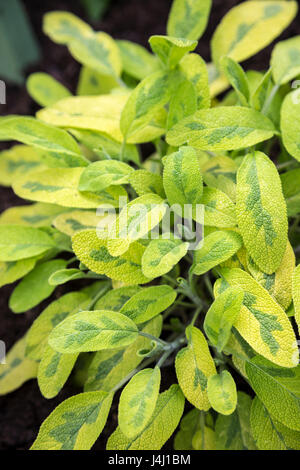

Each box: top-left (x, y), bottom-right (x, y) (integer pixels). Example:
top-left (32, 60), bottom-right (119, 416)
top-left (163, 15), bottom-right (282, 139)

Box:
top-left (86, 283), bottom-right (111, 310)
top-left (138, 331), bottom-right (169, 349)
top-left (191, 306), bottom-right (202, 326)
top-left (262, 83), bottom-right (280, 115)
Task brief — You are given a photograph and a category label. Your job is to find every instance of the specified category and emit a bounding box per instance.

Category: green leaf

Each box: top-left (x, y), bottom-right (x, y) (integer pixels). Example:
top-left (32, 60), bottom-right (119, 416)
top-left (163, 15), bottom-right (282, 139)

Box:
top-left (215, 391), bottom-right (256, 450)
top-left (84, 316), bottom-right (162, 392)
top-left (0, 225), bottom-right (55, 262)
top-left (48, 268), bottom-right (86, 286)
top-left (167, 0), bottom-right (212, 41)
top-left (149, 35), bottom-right (197, 69)
top-left (31, 391), bottom-right (113, 450)
top-left (247, 242), bottom-right (295, 310)
top-left (106, 384), bottom-right (184, 450)
top-left (120, 285), bottom-right (176, 323)
top-left (245, 356), bottom-right (300, 431)
top-left (70, 129), bottom-right (140, 165)
top-left (9, 259), bottom-right (67, 313)
top-left (250, 396), bottom-right (300, 450)
top-left (77, 65), bottom-right (119, 94)
top-left (117, 40), bottom-right (160, 80)
top-left (281, 89), bottom-right (300, 163)
top-left (163, 146), bottom-right (203, 210)
top-left (37, 344), bottom-right (78, 399)
top-left (0, 116), bottom-right (87, 168)
top-left (220, 56), bottom-right (249, 106)
top-left (201, 187), bottom-right (236, 228)
top-left (175, 326), bottom-right (216, 410)
top-left (142, 237), bottom-right (189, 279)
top-left (49, 310), bottom-right (139, 353)
top-left (179, 53), bottom-right (210, 109)
top-left (192, 426), bottom-right (216, 450)
top-left (94, 286), bottom-right (142, 312)
top-left (120, 71), bottom-right (173, 140)
top-left (0, 257), bottom-right (38, 288)
top-left (13, 168), bottom-right (127, 208)
top-left (107, 194), bottom-right (167, 256)
top-left (200, 154), bottom-right (237, 202)
top-left (204, 286), bottom-right (244, 352)
top-left (0, 145), bottom-right (47, 187)
top-left (281, 168), bottom-right (300, 217)
top-left (129, 170), bottom-right (165, 199)
top-left (193, 230), bottom-right (243, 275)
top-left (72, 230), bottom-right (151, 285)
top-left (27, 72), bottom-right (71, 107)
top-left (271, 36), bottom-right (300, 85)
top-left (251, 68), bottom-right (273, 112)
top-left (0, 336), bottom-right (38, 396)
top-left (292, 264), bottom-right (300, 334)
top-left (26, 291), bottom-right (89, 361)
top-left (166, 106), bottom-right (275, 151)
top-left (219, 268), bottom-right (299, 367)
top-left (119, 367), bottom-right (161, 438)
top-left (53, 210), bottom-right (105, 237)
top-left (211, 1), bottom-right (298, 65)
top-left (78, 160), bottom-right (134, 193)
top-left (167, 80), bottom-right (197, 129)
top-left (174, 409), bottom-right (202, 450)
top-left (236, 151), bottom-right (288, 274)
top-left (207, 370), bottom-right (237, 415)
top-left (43, 11), bottom-right (121, 78)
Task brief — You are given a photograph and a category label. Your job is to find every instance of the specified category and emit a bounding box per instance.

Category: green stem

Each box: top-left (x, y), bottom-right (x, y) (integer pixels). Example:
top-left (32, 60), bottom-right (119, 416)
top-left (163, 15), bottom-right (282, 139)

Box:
top-left (191, 306), bottom-right (202, 327)
top-left (86, 283), bottom-right (111, 310)
top-left (111, 356), bottom-right (156, 393)
top-left (138, 332), bottom-right (169, 349)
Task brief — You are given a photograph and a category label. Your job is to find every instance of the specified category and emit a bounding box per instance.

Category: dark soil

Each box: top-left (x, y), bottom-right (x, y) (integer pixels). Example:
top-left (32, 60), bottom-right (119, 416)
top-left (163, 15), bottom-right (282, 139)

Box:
top-left (0, 0), bottom-right (299, 451)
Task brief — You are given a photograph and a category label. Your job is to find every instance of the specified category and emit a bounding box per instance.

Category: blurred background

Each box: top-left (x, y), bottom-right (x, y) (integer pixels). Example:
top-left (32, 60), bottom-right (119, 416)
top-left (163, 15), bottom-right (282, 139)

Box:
top-left (0, 0), bottom-right (299, 450)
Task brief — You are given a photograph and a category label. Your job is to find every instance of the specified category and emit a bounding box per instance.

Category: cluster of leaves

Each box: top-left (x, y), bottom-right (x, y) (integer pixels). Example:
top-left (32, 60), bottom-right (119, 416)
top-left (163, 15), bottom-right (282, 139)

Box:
top-left (1, 0), bottom-right (300, 451)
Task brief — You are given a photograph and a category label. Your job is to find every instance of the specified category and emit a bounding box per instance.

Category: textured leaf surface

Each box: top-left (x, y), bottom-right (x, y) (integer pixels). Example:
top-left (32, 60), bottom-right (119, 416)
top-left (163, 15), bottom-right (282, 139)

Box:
top-left (84, 316), bottom-right (162, 392)
top-left (281, 169), bottom-right (300, 217)
top-left (193, 230), bottom-right (243, 275)
top-left (167, 79), bottom-right (197, 129)
top-left (211, 1), bottom-right (297, 65)
top-left (106, 385), bottom-right (184, 450)
top-left (0, 203), bottom-right (66, 228)
top-left (0, 116), bottom-right (86, 168)
top-left (107, 194), bottom-right (167, 256)
top-left (0, 257), bottom-right (38, 289)
top-left (26, 291), bottom-right (89, 361)
top-left (38, 344), bottom-right (78, 399)
top-left (167, 0), bottom-right (212, 41)
top-left (236, 151), bottom-right (288, 274)
top-left (13, 168), bottom-right (127, 209)
top-left (292, 264), bottom-right (300, 334)
top-left (49, 310), bottom-right (139, 353)
top-left (117, 40), bottom-right (160, 80)
top-left (215, 391), bottom-right (256, 450)
top-left (246, 356), bottom-right (300, 431)
top-left (175, 326), bottom-right (216, 410)
top-left (204, 286), bottom-right (244, 352)
top-left (31, 391), bottom-right (113, 450)
top-left (142, 237), bottom-right (189, 279)
top-left (250, 397), bottom-right (300, 450)
top-left (129, 170), bottom-right (165, 198)
top-left (179, 53), bottom-right (210, 109)
top-left (0, 145), bottom-right (47, 187)
top-left (207, 371), bottom-right (237, 415)
top-left (0, 225), bottom-right (54, 262)
top-left (53, 210), bottom-right (104, 237)
top-left (247, 242), bottom-right (295, 310)
top-left (220, 56), bottom-right (249, 106)
top-left (166, 106), bottom-right (275, 151)
top-left (220, 268), bottom-right (298, 367)
top-left (163, 146), bottom-right (203, 209)
top-left (201, 187), bottom-right (236, 228)
top-left (78, 160), bottom-right (134, 193)
top-left (72, 230), bottom-right (150, 285)
top-left (119, 367), bottom-right (161, 438)
top-left (120, 285), bottom-right (176, 323)
top-left (9, 259), bottom-right (67, 314)
top-left (0, 336), bottom-right (38, 395)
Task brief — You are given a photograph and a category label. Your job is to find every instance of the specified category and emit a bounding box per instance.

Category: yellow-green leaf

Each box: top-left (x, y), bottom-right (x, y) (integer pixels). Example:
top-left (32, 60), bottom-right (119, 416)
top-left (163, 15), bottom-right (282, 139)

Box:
top-left (271, 36), bottom-right (300, 85)
top-left (0, 225), bottom-right (55, 262)
top-left (211, 1), bottom-right (298, 65)
top-left (175, 326), bottom-right (216, 410)
top-left (179, 53), bottom-right (210, 109)
top-left (78, 160), bottom-right (134, 193)
top-left (220, 268), bottom-right (299, 367)
top-left (149, 35), bottom-right (197, 69)
top-left (0, 336), bottom-right (38, 395)
top-left (281, 89), bottom-right (300, 163)
top-left (118, 367), bottom-right (161, 439)
top-left (207, 371), bottom-right (237, 415)
top-left (31, 391), bottom-right (113, 450)
top-left (292, 264), bottom-right (300, 334)
top-left (142, 237), bottom-right (189, 279)
top-left (0, 145), bottom-right (47, 187)
top-left (27, 72), bottom-right (71, 107)
top-left (117, 40), bottom-right (160, 80)
top-left (201, 187), bottom-right (236, 228)
top-left (167, 0), bottom-right (212, 41)
top-left (236, 151), bottom-right (288, 274)
top-left (106, 385), bottom-right (184, 450)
